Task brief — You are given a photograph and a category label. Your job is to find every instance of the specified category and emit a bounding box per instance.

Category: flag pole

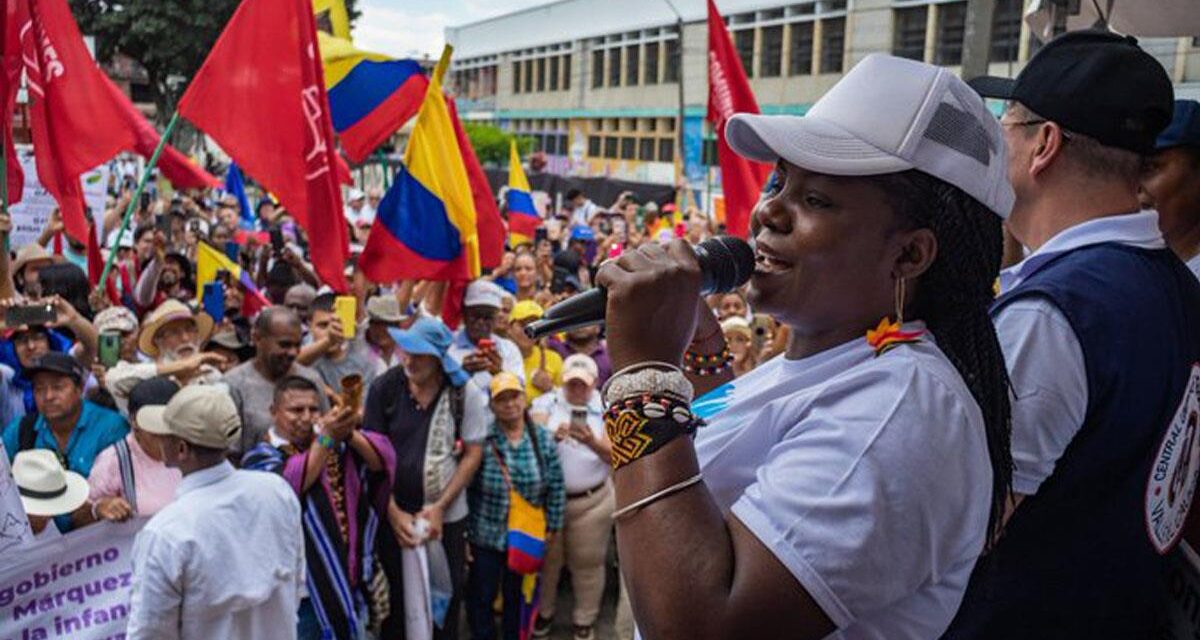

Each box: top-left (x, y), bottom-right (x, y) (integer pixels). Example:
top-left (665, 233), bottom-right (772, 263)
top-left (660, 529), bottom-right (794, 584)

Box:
top-left (95, 110), bottom-right (181, 295)
top-left (1, 137), bottom-right (8, 254)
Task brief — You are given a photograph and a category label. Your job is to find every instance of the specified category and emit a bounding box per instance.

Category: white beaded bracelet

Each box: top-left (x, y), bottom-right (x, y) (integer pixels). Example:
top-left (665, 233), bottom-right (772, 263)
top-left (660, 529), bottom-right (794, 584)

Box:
top-left (603, 367), bottom-right (693, 406)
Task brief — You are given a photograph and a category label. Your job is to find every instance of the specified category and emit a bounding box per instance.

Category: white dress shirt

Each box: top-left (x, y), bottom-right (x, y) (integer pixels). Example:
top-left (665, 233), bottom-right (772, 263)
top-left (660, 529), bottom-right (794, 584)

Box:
top-left (127, 460), bottom-right (305, 640)
top-left (995, 210), bottom-right (1166, 495)
top-left (694, 327), bottom-right (992, 638)
top-left (448, 329), bottom-right (525, 390)
top-left (531, 388), bottom-right (609, 493)
top-left (1187, 253), bottom-right (1200, 281)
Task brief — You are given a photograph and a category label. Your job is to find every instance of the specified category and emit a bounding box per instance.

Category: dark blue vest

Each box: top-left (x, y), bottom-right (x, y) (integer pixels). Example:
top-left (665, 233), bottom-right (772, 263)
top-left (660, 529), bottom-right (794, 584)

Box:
top-left (945, 243), bottom-right (1200, 638)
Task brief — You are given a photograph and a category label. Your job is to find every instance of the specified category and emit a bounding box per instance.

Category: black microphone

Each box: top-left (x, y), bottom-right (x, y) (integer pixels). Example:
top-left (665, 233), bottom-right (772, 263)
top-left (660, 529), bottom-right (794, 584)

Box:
top-left (524, 236), bottom-right (755, 339)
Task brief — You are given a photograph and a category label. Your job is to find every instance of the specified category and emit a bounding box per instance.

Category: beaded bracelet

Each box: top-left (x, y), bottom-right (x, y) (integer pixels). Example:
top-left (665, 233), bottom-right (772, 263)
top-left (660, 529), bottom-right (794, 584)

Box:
top-left (316, 434), bottom-right (337, 450)
top-left (604, 394), bottom-right (704, 469)
top-left (683, 347), bottom-right (732, 376)
top-left (603, 366), bottom-right (693, 406)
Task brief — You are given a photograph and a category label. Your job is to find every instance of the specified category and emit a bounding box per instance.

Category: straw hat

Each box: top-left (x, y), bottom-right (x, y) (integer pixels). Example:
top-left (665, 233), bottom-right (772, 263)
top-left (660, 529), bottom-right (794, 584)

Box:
top-left (13, 450), bottom-right (89, 517)
top-left (12, 245), bottom-right (53, 278)
top-left (139, 300), bottom-right (214, 358)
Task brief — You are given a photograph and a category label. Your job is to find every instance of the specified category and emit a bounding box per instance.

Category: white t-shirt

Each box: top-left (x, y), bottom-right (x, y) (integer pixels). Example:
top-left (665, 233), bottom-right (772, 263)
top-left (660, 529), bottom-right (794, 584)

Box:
top-left (531, 388), bottom-right (609, 493)
top-left (693, 326), bottom-right (992, 639)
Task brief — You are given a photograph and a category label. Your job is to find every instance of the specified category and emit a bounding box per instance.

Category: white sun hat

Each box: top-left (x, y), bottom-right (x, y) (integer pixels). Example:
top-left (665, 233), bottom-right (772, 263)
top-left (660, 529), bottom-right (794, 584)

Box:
top-left (13, 449), bottom-right (90, 517)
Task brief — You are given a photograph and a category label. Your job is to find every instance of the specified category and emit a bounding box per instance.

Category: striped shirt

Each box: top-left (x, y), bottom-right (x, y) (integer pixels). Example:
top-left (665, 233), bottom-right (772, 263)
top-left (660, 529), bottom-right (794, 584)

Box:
top-left (467, 422), bottom-right (566, 552)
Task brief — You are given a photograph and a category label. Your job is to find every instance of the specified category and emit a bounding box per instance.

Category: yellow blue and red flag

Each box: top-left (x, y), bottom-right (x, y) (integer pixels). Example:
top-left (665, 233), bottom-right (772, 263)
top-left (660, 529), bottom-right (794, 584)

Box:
top-left (196, 242), bottom-right (271, 317)
top-left (506, 139), bottom-right (541, 243)
top-left (318, 32), bottom-right (429, 164)
top-left (360, 46), bottom-right (480, 283)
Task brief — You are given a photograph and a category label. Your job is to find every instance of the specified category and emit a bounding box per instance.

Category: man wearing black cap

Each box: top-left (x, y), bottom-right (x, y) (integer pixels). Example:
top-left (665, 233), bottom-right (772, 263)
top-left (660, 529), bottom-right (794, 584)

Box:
top-left (1142, 99), bottom-right (1200, 278)
top-left (0, 352), bottom-right (128, 534)
top-left (945, 30), bottom-right (1200, 637)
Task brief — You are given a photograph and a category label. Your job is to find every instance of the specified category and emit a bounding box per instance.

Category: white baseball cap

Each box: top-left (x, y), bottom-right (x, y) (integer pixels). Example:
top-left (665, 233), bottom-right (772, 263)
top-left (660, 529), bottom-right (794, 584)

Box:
top-left (463, 279), bottom-right (503, 309)
top-left (725, 53), bottom-right (1014, 218)
top-left (562, 353), bottom-right (598, 386)
top-left (138, 385), bottom-right (241, 450)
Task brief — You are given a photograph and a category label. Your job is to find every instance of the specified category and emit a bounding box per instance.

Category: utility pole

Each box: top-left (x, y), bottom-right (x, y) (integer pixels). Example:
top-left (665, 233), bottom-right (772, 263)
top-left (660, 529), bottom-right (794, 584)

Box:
top-left (663, 0), bottom-right (686, 191)
top-left (961, 0), bottom-right (996, 81)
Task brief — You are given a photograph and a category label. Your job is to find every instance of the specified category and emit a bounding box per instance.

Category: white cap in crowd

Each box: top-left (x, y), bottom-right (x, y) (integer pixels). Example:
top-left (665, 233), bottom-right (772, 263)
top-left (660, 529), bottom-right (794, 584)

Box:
top-left (464, 280), bottom-right (504, 309)
top-left (562, 353), bottom-right (599, 386)
top-left (138, 385), bottom-right (241, 450)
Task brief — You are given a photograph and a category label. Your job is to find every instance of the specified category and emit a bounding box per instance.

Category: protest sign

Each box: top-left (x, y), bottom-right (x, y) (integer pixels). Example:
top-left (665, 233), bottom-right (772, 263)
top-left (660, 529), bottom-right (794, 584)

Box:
top-left (0, 519), bottom-right (144, 640)
top-left (8, 146), bottom-right (110, 249)
top-left (0, 443), bottom-right (31, 554)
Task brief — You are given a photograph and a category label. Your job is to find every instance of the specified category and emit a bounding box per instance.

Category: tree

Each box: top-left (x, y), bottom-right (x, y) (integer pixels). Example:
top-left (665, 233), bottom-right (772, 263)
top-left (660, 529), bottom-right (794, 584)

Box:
top-left (68, 0), bottom-right (361, 131)
top-left (462, 122), bottom-right (533, 167)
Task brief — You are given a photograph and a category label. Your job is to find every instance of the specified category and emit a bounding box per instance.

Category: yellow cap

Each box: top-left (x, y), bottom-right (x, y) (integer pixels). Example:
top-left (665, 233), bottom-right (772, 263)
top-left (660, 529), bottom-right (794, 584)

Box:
top-left (510, 300), bottom-right (545, 323)
top-left (489, 371), bottom-right (525, 399)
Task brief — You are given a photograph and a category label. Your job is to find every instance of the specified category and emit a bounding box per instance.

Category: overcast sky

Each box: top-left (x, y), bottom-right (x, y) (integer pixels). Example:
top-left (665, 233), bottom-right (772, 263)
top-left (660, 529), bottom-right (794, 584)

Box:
top-left (354, 0), bottom-right (553, 59)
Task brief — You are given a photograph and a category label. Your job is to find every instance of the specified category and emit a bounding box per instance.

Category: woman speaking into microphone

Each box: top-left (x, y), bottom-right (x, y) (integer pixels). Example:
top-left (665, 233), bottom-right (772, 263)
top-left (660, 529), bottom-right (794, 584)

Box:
top-left (595, 54), bottom-right (1014, 639)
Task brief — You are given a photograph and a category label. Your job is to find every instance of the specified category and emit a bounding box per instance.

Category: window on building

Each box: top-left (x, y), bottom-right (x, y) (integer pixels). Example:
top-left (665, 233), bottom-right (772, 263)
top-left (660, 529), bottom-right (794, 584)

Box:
top-left (735, 29), bottom-right (755, 77)
top-left (659, 138), bottom-right (675, 163)
top-left (789, 21), bottom-right (814, 75)
top-left (761, 25), bottom-right (783, 77)
top-left (644, 42), bottom-right (660, 85)
top-left (512, 61), bottom-right (521, 93)
top-left (820, 17), bottom-right (845, 73)
top-left (647, 118), bottom-right (658, 132)
top-left (639, 138), bottom-right (656, 161)
top-left (665, 37), bottom-right (681, 82)
top-left (893, 6), bottom-right (928, 61)
top-left (549, 56), bottom-right (560, 91)
top-left (592, 49), bottom-right (605, 88)
top-left (703, 138), bottom-right (717, 165)
top-left (609, 48), bottom-right (622, 86)
top-left (588, 136), bottom-right (602, 157)
top-left (935, 2), bottom-right (967, 65)
top-left (563, 54), bottom-right (572, 90)
top-left (990, 0), bottom-right (1022, 63)
top-left (536, 57), bottom-right (546, 91)
top-left (620, 137), bottom-right (637, 160)
top-left (604, 136), bottom-right (619, 158)
top-left (524, 59), bottom-right (534, 92)
top-left (626, 44), bottom-right (640, 85)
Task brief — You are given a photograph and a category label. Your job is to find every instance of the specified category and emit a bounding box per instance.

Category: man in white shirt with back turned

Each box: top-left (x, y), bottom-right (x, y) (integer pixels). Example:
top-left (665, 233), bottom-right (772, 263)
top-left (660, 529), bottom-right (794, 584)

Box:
top-left (126, 385), bottom-right (305, 640)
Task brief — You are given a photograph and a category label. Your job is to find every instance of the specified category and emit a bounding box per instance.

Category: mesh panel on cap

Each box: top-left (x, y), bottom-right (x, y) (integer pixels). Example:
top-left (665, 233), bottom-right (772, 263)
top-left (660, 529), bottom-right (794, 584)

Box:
top-left (923, 102), bottom-right (994, 166)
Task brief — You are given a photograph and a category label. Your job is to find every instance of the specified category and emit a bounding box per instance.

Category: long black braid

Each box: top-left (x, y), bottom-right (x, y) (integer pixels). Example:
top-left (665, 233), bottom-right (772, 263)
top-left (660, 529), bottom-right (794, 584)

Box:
top-left (875, 169), bottom-right (1013, 548)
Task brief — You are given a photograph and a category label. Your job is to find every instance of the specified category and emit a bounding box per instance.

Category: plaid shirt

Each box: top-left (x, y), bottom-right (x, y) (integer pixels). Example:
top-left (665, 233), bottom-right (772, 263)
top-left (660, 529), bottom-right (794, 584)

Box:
top-left (467, 421), bottom-right (566, 551)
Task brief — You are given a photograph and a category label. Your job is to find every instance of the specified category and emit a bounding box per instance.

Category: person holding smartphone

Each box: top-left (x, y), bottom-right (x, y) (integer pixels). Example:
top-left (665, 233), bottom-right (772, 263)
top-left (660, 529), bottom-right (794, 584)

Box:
top-left (528, 354), bottom-right (612, 640)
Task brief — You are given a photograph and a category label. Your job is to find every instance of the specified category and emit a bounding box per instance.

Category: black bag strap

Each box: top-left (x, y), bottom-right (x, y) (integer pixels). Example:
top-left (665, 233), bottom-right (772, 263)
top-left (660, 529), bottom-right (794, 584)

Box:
top-left (17, 413), bottom-right (39, 455)
top-left (114, 438), bottom-right (137, 514)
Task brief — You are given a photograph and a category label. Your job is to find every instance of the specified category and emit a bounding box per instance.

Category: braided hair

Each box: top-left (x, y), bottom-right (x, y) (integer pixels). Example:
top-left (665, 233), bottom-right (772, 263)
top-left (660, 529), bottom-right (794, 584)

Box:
top-left (874, 169), bottom-right (1013, 548)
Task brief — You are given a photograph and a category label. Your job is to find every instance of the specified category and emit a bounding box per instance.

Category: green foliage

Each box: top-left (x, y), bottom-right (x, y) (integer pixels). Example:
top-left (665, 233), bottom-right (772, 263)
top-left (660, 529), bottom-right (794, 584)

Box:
top-left (68, 0), bottom-right (361, 123)
top-left (462, 122), bottom-right (534, 167)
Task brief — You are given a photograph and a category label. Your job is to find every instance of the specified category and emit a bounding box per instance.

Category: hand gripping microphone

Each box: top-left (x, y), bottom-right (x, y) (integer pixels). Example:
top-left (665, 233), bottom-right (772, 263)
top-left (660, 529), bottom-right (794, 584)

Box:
top-left (524, 236), bottom-right (756, 339)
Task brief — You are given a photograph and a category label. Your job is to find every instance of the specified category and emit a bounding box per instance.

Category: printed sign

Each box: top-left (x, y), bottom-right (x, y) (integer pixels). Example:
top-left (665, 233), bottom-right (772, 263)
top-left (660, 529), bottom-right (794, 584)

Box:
top-left (8, 146), bottom-right (109, 249)
top-left (0, 519), bottom-right (143, 640)
top-left (0, 442), bottom-right (31, 554)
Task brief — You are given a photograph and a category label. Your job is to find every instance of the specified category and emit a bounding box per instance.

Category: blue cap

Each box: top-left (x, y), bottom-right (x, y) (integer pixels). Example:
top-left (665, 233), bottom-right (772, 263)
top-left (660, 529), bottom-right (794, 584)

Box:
top-left (388, 318), bottom-right (469, 387)
top-left (569, 224), bottom-right (595, 242)
top-left (1156, 100), bottom-right (1200, 150)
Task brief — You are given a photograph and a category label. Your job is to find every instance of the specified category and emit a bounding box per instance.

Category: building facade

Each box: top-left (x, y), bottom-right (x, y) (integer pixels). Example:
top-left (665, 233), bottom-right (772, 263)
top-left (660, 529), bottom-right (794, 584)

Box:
top-left (446, 0), bottom-right (1200, 202)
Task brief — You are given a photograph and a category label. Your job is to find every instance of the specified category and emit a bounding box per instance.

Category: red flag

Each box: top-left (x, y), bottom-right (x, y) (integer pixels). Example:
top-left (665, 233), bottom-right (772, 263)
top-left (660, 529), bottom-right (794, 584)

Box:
top-left (178, 0), bottom-right (349, 292)
top-left (15, 0), bottom-right (138, 242)
top-left (86, 222), bottom-right (102, 287)
top-left (98, 76), bottom-right (219, 190)
top-left (707, 0), bottom-right (771, 238)
top-left (2, 1), bottom-right (24, 206)
top-left (447, 95), bottom-right (505, 270)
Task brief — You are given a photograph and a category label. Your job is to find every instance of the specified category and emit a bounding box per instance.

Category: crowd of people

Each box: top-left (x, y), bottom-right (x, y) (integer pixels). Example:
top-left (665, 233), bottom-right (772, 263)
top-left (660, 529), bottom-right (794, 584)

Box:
top-left (4, 26), bottom-right (1200, 640)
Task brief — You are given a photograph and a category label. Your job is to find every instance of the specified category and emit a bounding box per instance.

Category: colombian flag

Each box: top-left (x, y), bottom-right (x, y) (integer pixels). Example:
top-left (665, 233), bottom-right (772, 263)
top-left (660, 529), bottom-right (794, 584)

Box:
top-left (360, 47), bottom-right (480, 283)
top-left (196, 242), bottom-right (271, 317)
top-left (318, 32), bottom-right (429, 164)
top-left (506, 139), bottom-right (541, 245)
